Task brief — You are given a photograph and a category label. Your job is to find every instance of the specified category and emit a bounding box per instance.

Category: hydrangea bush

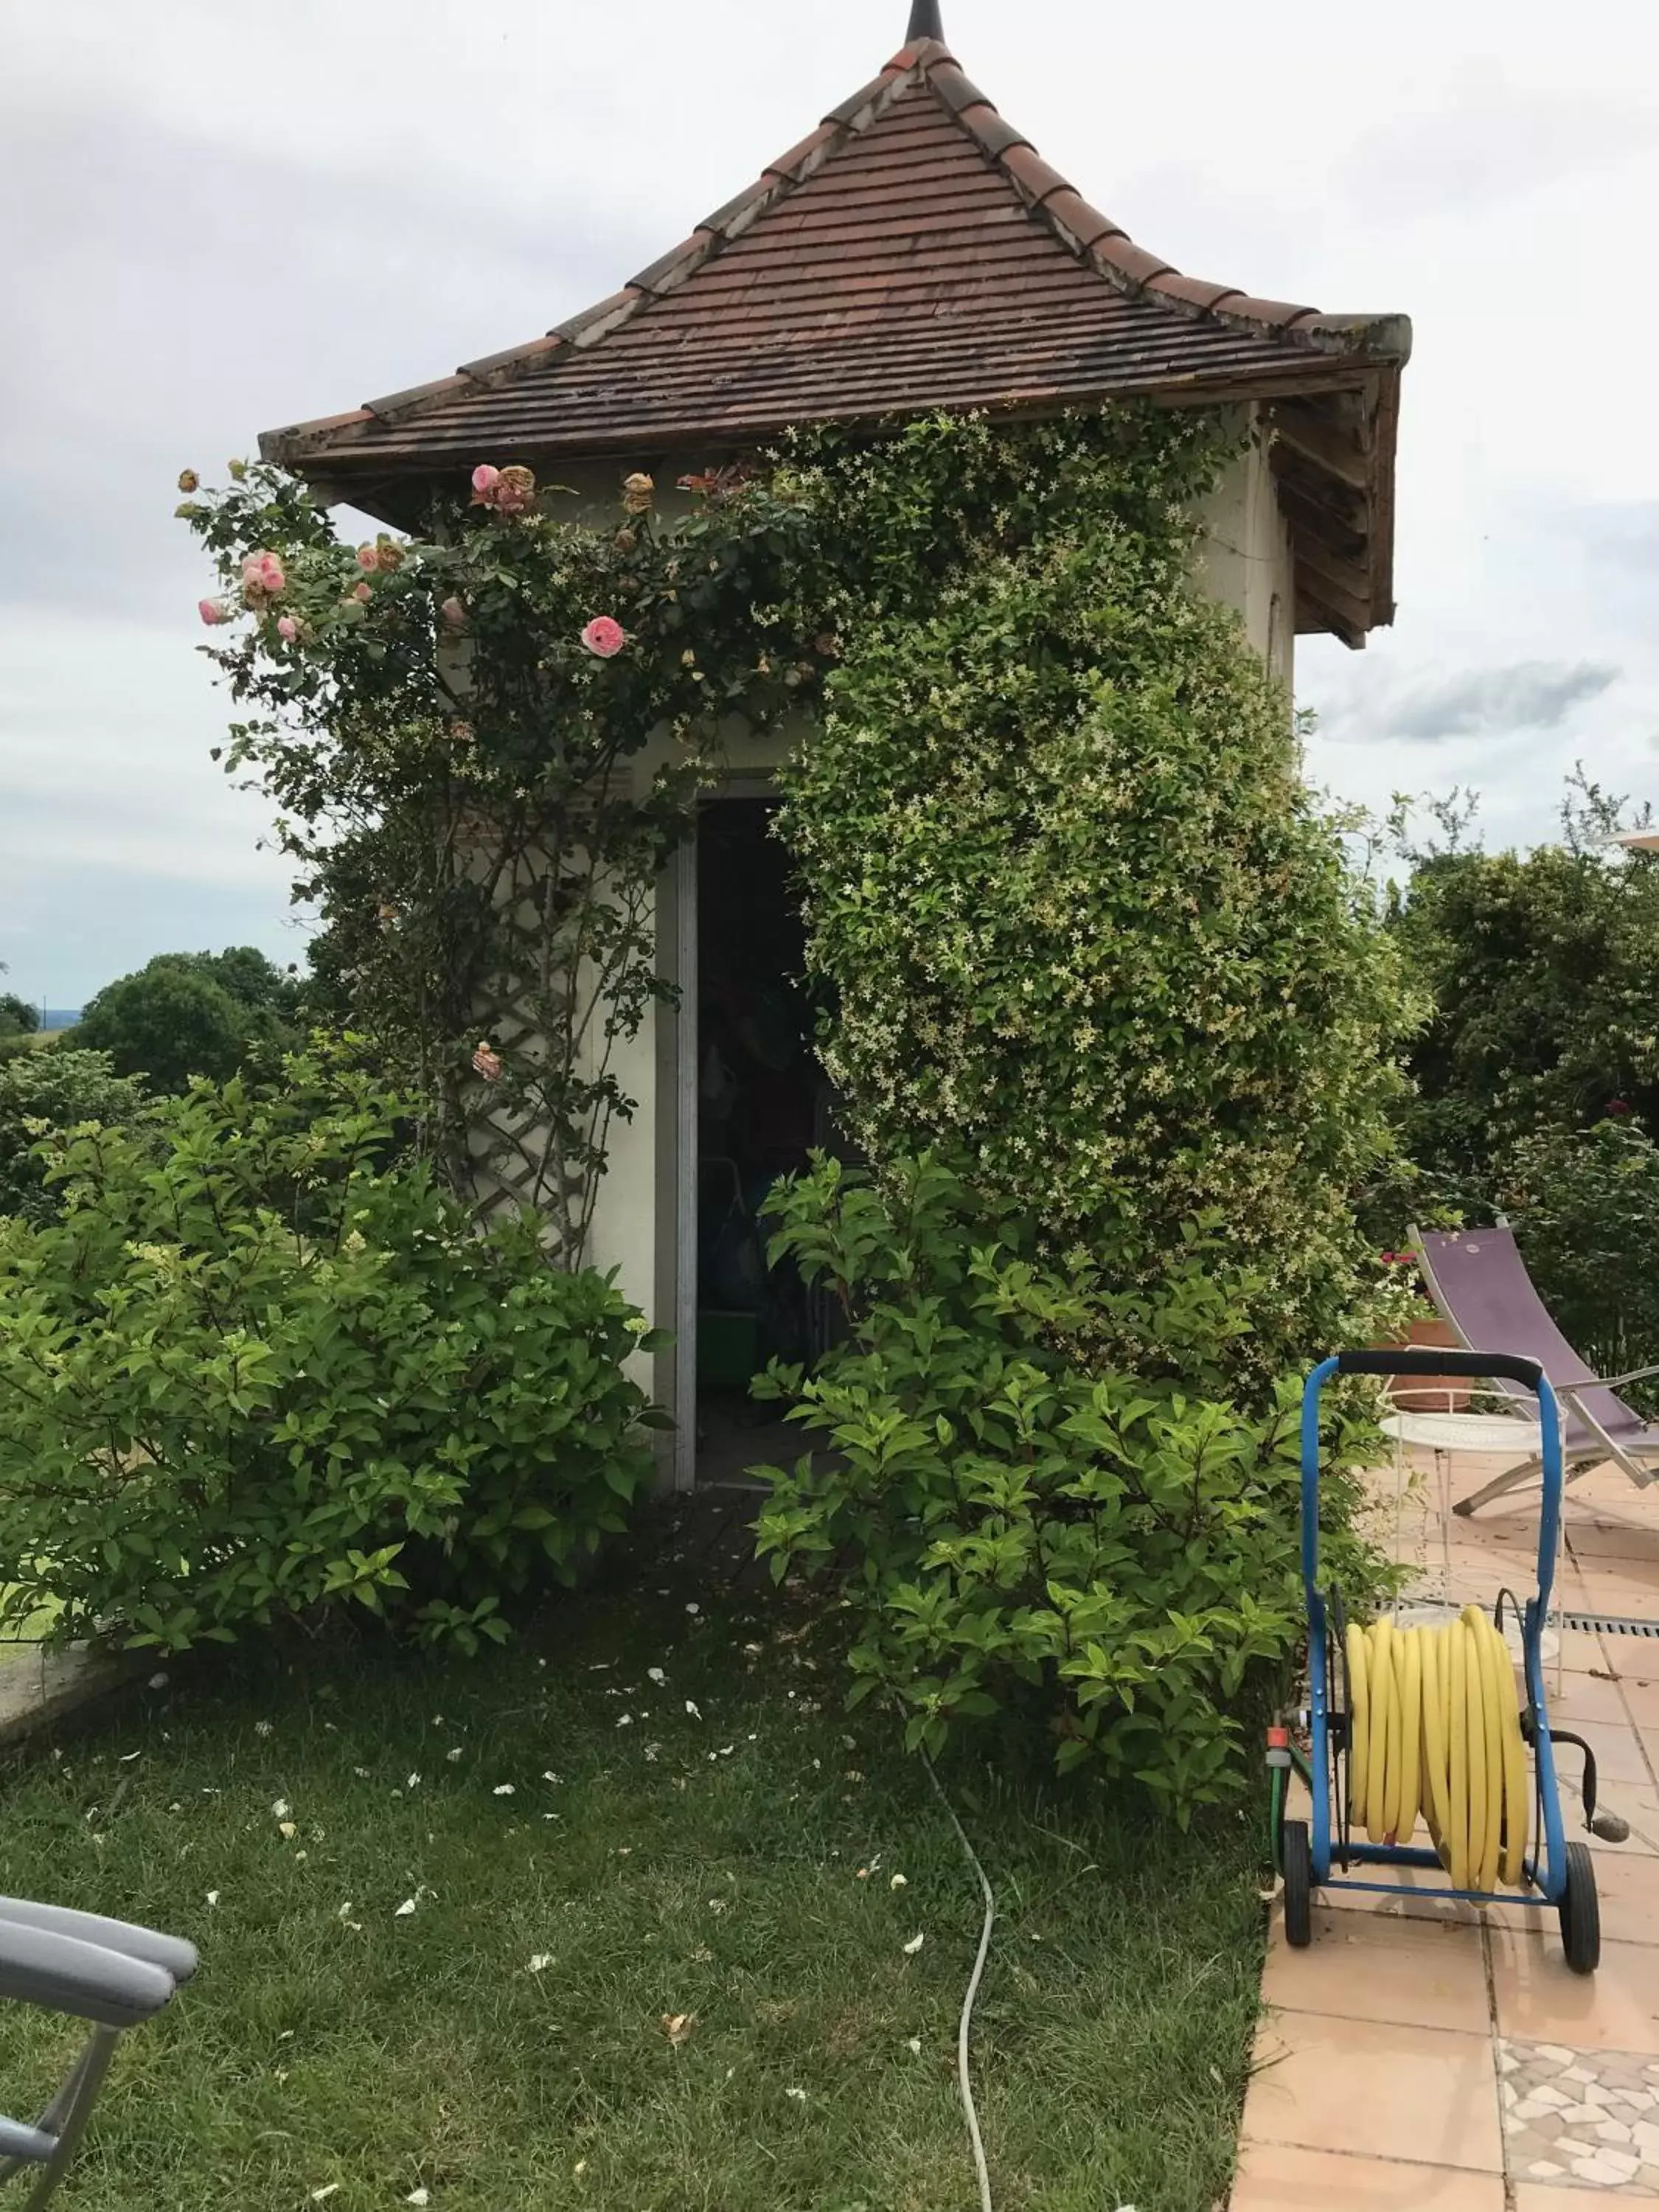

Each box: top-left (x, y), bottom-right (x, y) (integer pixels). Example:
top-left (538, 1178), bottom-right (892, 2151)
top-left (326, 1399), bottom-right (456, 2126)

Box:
top-left (0, 1048), bottom-right (665, 1652)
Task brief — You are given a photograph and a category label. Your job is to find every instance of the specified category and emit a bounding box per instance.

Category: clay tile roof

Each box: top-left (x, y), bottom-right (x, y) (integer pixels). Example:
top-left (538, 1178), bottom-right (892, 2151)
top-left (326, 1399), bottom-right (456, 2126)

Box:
top-left (260, 26), bottom-right (1409, 647)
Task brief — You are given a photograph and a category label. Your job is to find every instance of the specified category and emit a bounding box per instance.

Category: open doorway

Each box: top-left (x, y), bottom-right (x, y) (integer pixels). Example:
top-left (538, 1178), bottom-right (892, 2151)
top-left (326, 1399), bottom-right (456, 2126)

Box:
top-left (689, 796), bottom-right (832, 1486)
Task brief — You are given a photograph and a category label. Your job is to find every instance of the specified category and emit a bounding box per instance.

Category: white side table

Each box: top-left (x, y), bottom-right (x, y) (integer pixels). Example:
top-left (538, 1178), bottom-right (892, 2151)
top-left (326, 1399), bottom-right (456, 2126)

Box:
top-left (1380, 1407), bottom-right (1562, 1677)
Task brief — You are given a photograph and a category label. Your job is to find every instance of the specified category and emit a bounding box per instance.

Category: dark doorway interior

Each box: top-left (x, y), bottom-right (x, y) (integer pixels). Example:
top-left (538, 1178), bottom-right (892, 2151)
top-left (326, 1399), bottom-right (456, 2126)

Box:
top-left (695, 798), bottom-right (830, 1484)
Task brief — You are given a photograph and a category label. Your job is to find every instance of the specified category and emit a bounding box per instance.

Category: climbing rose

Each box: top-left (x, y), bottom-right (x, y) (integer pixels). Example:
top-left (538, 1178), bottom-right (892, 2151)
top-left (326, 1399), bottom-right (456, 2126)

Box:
top-left (582, 616), bottom-right (625, 658)
top-left (351, 580), bottom-right (372, 603)
top-left (1608, 1099), bottom-right (1632, 1117)
top-left (177, 468), bottom-right (199, 493)
top-left (470, 464), bottom-right (500, 498)
top-left (376, 540), bottom-right (403, 571)
top-left (493, 465), bottom-right (537, 516)
top-left (621, 471), bottom-right (655, 515)
top-left (241, 551), bottom-right (285, 597)
top-left (276, 615), bottom-right (299, 641)
top-left (198, 598), bottom-right (231, 626)
top-left (472, 1043), bottom-right (504, 1082)
top-left (439, 596), bottom-right (466, 628)
top-left (355, 543), bottom-right (378, 571)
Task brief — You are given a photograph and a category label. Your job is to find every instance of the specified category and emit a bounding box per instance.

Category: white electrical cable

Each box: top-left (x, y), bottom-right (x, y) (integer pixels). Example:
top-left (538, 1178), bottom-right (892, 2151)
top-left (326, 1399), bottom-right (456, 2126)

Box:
top-left (921, 1751), bottom-right (996, 2212)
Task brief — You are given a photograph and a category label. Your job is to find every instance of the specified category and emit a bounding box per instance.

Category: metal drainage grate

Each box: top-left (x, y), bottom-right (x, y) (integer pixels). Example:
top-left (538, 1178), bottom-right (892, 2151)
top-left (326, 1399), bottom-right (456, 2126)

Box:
top-left (1560, 1611), bottom-right (1659, 1638)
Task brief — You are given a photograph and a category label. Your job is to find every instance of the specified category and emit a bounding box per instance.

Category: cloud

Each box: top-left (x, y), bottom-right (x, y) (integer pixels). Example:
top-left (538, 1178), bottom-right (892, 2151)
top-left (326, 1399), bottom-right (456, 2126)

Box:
top-left (1375, 661), bottom-right (1622, 744)
top-left (1340, 82), bottom-right (1659, 219)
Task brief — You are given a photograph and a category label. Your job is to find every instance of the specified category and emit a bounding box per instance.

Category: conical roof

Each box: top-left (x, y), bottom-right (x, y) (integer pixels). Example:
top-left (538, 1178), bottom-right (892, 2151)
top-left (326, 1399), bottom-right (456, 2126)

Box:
top-left (262, 29), bottom-right (1408, 643)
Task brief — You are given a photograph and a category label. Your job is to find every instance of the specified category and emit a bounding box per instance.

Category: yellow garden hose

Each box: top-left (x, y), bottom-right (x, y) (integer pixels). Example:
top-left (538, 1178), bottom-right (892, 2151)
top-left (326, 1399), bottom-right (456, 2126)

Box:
top-left (1343, 1607), bottom-right (1529, 1890)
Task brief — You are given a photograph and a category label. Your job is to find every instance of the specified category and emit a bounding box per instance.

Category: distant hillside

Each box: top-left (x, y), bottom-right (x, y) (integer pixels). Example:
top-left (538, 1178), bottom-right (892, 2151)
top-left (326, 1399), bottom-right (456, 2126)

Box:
top-left (41, 1010), bottom-right (82, 1032)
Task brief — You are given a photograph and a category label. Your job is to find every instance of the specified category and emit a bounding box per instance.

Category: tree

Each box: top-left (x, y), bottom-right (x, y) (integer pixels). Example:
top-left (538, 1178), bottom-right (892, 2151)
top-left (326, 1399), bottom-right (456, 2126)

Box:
top-left (0, 962), bottom-right (38, 1041)
top-left (75, 948), bottom-right (303, 1093)
top-left (1390, 844), bottom-right (1659, 1200)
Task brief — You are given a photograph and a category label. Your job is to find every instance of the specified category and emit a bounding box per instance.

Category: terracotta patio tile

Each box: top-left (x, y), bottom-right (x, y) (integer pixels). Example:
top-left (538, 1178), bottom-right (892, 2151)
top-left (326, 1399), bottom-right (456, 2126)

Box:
top-left (1515, 2188), bottom-right (1659, 2211)
top-left (1568, 1566), bottom-right (1659, 1615)
top-left (1568, 1521), bottom-right (1659, 1560)
top-left (1263, 1907), bottom-right (1489, 2033)
top-left (1587, 1848), bottom-right (1659, 1947)
top-left (1615, 1675), bottom-right (1659, 1725)
top-left (1544, 1716), bottom-right (1653, 1787)
top-left (1318, 1864), bottom-right (1483, 1927)
top-left (1242, 2011), bottom-right (1502, 2171)
top-left (1489, 1927), bottom-right (1659, 2052)
top-left (1548, 1669), bottom-right (1637, 1725)
top-left (1231, 2141), bottom-right (1505, 2209)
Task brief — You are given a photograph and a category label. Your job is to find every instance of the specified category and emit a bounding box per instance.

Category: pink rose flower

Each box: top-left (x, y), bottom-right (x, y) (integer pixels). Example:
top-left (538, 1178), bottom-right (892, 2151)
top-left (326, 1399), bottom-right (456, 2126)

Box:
top-left (471, 464), bottom-right (501, 498)
top-left (241, 551), bottom-right (285, 596)
top-left (472, 1043), bottom-right (504, 1082)
top-left (582, 616), bottom-right (626, 659)
top-left (356, 543), bottom-right (379, 571)
top-left (198, 597), bottom-right (232, 626)
top-left (276, 615), bottom-right (298, 641)
top-left (439, 596), bottom-right (467, 628)
top-left (352, 580), bottom-right (373, 603)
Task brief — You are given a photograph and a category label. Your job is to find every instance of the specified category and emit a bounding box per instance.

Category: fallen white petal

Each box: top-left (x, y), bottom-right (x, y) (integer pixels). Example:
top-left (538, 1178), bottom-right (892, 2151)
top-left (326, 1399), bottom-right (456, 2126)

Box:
top-left (785, 2086), bottom-right (807, 2103)
top-left (271, 1800), bottom-right (291, 1820)
top-left (406, 2193), bottom-right (430, 2207)
top-left (906, 2037), bottom-right (922, 2055)
top-left (902, 1933), bottom-right (925, 1955)
top-left (446, 1747), bottom-right (464, 1762)
top-left (394, 1898), bottom-right (418, 1917)
top-left (685, 1603), bottom-right (700, 1615)
top-left (684, 1700), bottom-right (701, 1719)
top-left (890, 1874), bottom-right (908, 1890)
top-left (647, 1667), bottom-right (667, 1684)
top-left (253, 1719), bottom-right (273, 1738)
top-left (616, 1714), bottom-right (633, 1728)
top-left (493, 1784), bottom-right (516, 1796)
top-left (310, 2189), bottom-right (340, 2203)
top-left (406, 1773), bottom-right (421, 1790)
top-left (206, 1891), bottom-right (220, 1907)
top-left (528, 1954), bottom-right (552, 1974)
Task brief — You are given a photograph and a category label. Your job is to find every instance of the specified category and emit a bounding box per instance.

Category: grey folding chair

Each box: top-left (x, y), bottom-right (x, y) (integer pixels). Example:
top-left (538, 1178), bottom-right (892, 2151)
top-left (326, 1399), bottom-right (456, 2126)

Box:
top-left (1412, 1225), bottom-right (1659, 1516)
top-left (0, 1899), bottom-right (195, 2205)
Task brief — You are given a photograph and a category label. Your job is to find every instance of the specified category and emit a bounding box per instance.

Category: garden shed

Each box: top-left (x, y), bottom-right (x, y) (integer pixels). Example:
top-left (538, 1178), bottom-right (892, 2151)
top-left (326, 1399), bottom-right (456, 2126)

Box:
top-left (260, 1), bottom-right (1410, 1489)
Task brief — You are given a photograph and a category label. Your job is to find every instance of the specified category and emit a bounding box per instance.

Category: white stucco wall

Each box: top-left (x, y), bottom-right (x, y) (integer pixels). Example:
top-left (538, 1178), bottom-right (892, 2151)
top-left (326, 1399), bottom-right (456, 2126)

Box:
top-left (1192, 406), bottom-right (1296, 692)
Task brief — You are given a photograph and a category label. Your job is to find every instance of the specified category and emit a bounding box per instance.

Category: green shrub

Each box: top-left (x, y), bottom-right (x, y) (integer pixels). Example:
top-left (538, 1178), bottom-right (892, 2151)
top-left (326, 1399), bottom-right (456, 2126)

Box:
top-left (0, 1050), bottom-right (664, 1652)
top-left (751, 1154), bottom-right (1386, 1818)
top-left (774, 408), bottom-right (1415, 1392)
top-left (0, 1047), bottom-right (148, 1221)
top-left (1497, 1116), bottom-right (1659, 1411)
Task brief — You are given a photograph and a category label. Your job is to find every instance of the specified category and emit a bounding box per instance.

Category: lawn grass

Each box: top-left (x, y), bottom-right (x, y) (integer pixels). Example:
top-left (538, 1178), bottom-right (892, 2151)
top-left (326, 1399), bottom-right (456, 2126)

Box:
top-left (0, 1536), bottom-right (1268, 2211)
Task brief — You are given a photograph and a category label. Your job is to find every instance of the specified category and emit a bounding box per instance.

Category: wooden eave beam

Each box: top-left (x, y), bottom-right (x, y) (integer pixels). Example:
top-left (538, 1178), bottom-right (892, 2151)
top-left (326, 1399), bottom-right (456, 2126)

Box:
top-left (1270, 398), bottom-right (1370, 492)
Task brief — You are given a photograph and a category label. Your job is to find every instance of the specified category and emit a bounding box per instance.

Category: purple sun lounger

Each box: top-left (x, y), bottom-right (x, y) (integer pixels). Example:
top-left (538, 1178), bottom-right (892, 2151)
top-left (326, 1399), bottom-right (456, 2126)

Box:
top-left (1411, 1225), bottom-right (1659, 1516)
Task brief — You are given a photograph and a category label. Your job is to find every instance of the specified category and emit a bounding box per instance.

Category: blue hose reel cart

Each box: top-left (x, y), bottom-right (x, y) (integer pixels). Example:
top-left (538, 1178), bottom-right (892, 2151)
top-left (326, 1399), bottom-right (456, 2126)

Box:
top-left (1279, 1346), bottom-right (1617, 1974)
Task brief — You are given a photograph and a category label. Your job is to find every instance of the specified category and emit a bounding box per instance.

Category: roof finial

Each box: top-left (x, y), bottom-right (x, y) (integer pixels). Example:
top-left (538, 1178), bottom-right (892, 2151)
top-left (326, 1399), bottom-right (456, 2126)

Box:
top-left (906, 0), bottom-right (945, 41)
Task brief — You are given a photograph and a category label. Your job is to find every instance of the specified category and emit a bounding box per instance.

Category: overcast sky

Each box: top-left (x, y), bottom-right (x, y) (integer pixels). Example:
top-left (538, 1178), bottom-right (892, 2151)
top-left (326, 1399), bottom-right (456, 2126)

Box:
top-left (3, 0), bottom-right (1656, 1006)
